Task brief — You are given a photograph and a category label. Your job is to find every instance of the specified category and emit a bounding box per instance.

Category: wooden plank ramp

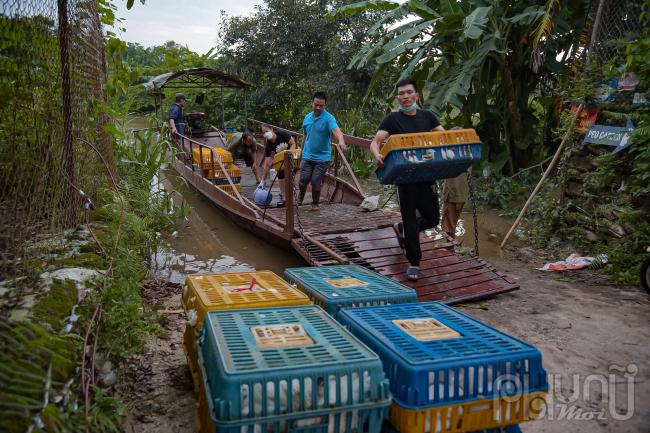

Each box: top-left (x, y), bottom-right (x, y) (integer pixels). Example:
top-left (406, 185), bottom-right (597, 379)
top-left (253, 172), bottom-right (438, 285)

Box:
top-left (265, 202), bottom-right (519, 304)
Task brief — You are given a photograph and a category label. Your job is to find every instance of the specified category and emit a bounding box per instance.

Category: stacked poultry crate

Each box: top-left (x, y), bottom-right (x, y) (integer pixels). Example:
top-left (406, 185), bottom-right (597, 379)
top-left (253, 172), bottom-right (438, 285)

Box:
top-left (337, 302), bottom-right (548, 433)
top-left (191, 146), bottom-right (242, 196)
top-left (183, 266), bottom-right (548, 433)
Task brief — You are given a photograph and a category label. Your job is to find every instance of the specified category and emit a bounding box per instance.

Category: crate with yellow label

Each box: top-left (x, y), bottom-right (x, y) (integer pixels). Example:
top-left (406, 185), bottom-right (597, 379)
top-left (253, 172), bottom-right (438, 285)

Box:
top-left (196, 305), bottom-right (390, 433)
top-left (338, 302), bottom-right (548, 432)
top-left (182, 271), bottom-right (310, 394)
top-left (284, 265), bottom-right (416, 320)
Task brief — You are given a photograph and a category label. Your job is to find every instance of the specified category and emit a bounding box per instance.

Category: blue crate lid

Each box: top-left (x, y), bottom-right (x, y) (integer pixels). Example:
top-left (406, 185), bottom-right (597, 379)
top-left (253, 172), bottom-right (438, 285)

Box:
top-left (199, 305), bottom-right (390, 422)
top-left (284, 265), bottom-right (417, 318)
top-left (338, 302), bottom-right (548, 408)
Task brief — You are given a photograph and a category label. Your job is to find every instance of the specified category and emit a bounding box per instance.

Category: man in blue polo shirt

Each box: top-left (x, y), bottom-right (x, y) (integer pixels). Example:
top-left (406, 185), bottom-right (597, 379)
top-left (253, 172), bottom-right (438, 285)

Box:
top-left (300, 91), bottom-right (347, 211)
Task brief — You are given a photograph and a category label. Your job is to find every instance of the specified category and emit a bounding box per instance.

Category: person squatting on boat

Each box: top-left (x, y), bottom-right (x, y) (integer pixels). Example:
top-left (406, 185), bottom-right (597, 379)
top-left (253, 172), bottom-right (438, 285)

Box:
top-left (168, 93), bottom-right (187, 136)
top-left (299, 92), bottom-right (347, 212)
top-left (226, 131), bottom-right (260, 183)
top-left (260, 124), bottom-right (297, 207)
top-left (370, 78), bottom-right (445, 281)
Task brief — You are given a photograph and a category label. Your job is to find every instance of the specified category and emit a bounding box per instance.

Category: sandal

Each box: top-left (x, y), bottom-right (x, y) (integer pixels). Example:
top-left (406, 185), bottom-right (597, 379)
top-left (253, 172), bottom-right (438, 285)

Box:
top-left (406, 266), bottom-right (419, 281)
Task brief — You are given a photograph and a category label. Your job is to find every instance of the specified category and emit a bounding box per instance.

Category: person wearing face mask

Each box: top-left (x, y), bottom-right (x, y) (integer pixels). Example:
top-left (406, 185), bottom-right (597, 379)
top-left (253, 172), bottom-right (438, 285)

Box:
top-left (260, 124), bottom-right (296, 207)
top-left (370, 78), bottom-right (445, 281)
top-left (299, 91), bottom-right (347, 212)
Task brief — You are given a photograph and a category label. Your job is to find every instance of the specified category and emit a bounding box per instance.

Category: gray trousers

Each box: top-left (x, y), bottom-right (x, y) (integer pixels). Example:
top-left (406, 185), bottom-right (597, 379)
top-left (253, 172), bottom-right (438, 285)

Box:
top-left (299, 159), bottom-right (330, 189)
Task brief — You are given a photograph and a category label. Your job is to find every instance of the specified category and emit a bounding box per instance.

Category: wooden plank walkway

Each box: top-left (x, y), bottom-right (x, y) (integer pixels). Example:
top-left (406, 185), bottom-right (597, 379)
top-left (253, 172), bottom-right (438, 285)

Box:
top-left (264, 200), bottom-right (518, 304)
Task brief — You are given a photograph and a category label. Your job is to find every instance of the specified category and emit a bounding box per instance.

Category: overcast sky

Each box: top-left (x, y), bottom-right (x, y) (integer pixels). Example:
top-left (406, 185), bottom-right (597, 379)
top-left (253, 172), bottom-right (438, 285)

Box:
top-left (112, 0), bottom-right (262, 54)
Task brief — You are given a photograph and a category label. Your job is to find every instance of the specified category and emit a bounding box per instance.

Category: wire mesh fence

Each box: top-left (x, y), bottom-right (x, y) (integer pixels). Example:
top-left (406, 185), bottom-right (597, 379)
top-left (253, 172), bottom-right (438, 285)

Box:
top-left (588, 0), bottom-right (643, 64)
top-left (0, 0), bottom-right (112, 281)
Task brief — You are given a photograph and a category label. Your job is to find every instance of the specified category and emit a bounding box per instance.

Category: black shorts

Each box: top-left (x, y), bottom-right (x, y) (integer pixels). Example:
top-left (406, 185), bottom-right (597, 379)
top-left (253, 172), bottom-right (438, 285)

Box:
top-left (264, 141), bottom-right (276, 158)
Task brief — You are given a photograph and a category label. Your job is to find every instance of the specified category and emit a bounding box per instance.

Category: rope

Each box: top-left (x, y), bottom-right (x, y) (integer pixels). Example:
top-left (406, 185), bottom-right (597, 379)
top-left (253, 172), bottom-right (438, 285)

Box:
top-left (380, 187), bottom-right (396, 209)
top-left (466, 170), bottom-right (479, 257)
top-left (261, 162), bottom-right (281, 222)
top-left (287, 153), bottom-right (314, 264)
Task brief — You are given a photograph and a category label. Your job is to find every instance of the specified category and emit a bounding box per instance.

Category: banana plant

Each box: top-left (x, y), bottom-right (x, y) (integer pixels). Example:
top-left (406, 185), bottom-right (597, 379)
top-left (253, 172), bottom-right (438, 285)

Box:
top-left (331, 0), bottom-right (592, 174)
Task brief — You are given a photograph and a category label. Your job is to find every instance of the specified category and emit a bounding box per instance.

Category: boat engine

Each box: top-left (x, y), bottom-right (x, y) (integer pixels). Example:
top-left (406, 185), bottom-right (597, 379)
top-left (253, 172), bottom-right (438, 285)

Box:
top-left (186, 112), bottom-right (206, 135)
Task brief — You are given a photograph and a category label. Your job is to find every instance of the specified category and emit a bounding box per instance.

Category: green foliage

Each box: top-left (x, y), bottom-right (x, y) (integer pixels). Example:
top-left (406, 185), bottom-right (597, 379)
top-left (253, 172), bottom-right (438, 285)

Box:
top-left (32, 279), bottom-right (79, 331)
top-left (52, 252), bottom-right (108, 270)
top-left (472, 171), bottom-right (540, 212)
top-left (41, 387), bottom-right (124, 433)
top-left (338, 0), bottom-right (592, 174)
top-left (605, 221), bottom-right (650, 284)
top-left (0, 320), bottom-right (80, 432)
top-left (80, 117), bottom-right (181, 361)
top-left (215, 0), bottom-right (395, 129)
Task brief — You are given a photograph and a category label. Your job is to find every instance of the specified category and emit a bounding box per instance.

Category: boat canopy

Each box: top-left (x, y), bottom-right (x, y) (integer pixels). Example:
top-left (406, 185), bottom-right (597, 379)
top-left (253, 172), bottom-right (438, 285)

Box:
top-left (143, 68), bottom-right (251, 91)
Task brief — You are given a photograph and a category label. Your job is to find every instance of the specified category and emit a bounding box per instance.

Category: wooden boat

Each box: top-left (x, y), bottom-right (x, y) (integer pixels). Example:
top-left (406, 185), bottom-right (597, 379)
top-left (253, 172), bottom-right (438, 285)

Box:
top-left (148, 69), bottom-right (518, 303)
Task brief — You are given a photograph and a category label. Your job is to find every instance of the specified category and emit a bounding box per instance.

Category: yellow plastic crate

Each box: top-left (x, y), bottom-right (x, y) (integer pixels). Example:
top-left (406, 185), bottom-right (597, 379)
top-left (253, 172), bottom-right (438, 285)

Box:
top-left (182, 271), bottom-right (311, 392)
top-left (389, 391), bottom-right (547, 433)
top-left (215, 183), bottom-right (242, 196)
top-left (380, 129), bottom-right (480, 157)
top-left (195, 369), bottom-right (212, 433)
top-left (204, 166), bottom-right (241, 180)
top-left (192, 146), bottom-right (234, 169)
top-left (272, 148), bottom-right (302, 171)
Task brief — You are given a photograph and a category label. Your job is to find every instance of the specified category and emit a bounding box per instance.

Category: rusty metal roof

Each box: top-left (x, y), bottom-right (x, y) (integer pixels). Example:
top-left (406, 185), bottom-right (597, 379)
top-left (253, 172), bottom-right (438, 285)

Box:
top-left (143, 68), bottom-right (251, 91)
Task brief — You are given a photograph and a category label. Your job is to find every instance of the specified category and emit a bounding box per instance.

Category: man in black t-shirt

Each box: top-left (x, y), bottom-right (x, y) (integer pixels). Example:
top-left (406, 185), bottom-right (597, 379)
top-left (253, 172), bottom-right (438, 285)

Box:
top-left (370, 78), bottom-right (445, 281)
top-left (261, 124), bottom-right (296, 207)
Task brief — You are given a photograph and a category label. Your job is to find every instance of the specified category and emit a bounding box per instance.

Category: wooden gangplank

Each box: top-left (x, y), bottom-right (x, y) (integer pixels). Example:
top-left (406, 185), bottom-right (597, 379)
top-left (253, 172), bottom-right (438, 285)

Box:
top-left (264, 203), bottom-right (519, 304)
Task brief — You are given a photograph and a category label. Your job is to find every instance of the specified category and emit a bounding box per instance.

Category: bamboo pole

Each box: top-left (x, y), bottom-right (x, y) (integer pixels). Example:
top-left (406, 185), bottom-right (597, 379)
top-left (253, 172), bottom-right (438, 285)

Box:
top-left (302, 232), bottom-right (350, 264)
top-left (500, 104), bottom-right (583, 249)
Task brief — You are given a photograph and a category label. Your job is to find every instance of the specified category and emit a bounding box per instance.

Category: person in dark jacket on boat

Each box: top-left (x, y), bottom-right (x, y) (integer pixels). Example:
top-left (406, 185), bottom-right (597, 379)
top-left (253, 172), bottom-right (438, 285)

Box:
top-left (260, 124), bottom-right (296, 207)
top-left (226, 132), bottom-right (261, 183)
top-left (370, 78), bottom-right (445, 281)
top-left (299, 92), bottom-right (347, 211)
top-left (168, 93), bottom-right (187, 136)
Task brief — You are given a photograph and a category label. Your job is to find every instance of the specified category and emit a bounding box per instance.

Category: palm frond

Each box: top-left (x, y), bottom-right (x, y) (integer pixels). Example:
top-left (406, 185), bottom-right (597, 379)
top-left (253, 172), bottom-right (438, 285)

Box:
top-left (532, 0), bottom-right (560, 48)
top-left (530, 0), bottom-right (561, 72)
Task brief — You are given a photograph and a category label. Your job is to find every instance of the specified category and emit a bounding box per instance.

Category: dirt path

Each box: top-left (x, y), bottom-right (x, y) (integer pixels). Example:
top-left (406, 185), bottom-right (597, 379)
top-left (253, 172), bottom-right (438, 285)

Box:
top-left (459, 254), bottom-right (650, 433)
top-left (121, 260), bottom-right (649, 433)
top-left (121, 281), bottom-right (196, 432)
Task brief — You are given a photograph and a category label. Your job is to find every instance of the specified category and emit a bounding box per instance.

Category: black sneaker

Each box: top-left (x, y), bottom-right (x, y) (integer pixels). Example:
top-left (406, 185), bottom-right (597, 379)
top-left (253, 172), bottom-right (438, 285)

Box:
top-left (276, 200), bottom-right (286, 208)
top-left (393, 222), bottom-right (405, 249)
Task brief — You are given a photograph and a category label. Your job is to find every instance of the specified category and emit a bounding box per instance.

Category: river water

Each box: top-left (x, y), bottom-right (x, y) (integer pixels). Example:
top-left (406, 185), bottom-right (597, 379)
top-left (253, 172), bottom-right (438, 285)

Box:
top-left (151, 171), bottom-right (304, 284)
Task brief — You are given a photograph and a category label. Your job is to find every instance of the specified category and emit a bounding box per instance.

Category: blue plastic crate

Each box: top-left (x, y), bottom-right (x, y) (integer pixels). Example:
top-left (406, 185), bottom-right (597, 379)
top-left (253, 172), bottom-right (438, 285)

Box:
top-left (213, 177), bottom-right (241, 185)
top-left (198, 305), bottom-right (391, 432)
top-left (337, 302), bottom-right (548, 408)
top-left (376, 142), bottom-right (482, 185)
top-left (284, 265), bottom-right (417, 320)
